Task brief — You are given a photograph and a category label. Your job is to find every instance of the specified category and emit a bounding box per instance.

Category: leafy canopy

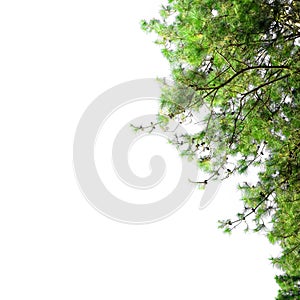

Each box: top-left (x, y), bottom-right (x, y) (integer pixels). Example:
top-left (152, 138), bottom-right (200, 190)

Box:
top-left (141, 0), bottom-right (300, 298)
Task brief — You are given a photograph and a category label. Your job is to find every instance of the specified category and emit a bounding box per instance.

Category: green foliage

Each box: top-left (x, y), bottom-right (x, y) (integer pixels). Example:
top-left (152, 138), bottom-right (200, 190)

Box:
top-left (142, 0), bottom-right (300, 298)
top-left (275, 274), bottom-right (300, 299)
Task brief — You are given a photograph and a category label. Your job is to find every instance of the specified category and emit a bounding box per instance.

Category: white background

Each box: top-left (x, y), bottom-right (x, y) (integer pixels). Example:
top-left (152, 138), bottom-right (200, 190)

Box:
top-left (0, 0), bottom-right (281, 299)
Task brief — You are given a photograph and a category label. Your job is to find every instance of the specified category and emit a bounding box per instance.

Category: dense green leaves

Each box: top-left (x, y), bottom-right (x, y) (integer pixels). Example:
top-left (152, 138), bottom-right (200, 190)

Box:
top-left (142, 0), bottom-right (300, 298)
